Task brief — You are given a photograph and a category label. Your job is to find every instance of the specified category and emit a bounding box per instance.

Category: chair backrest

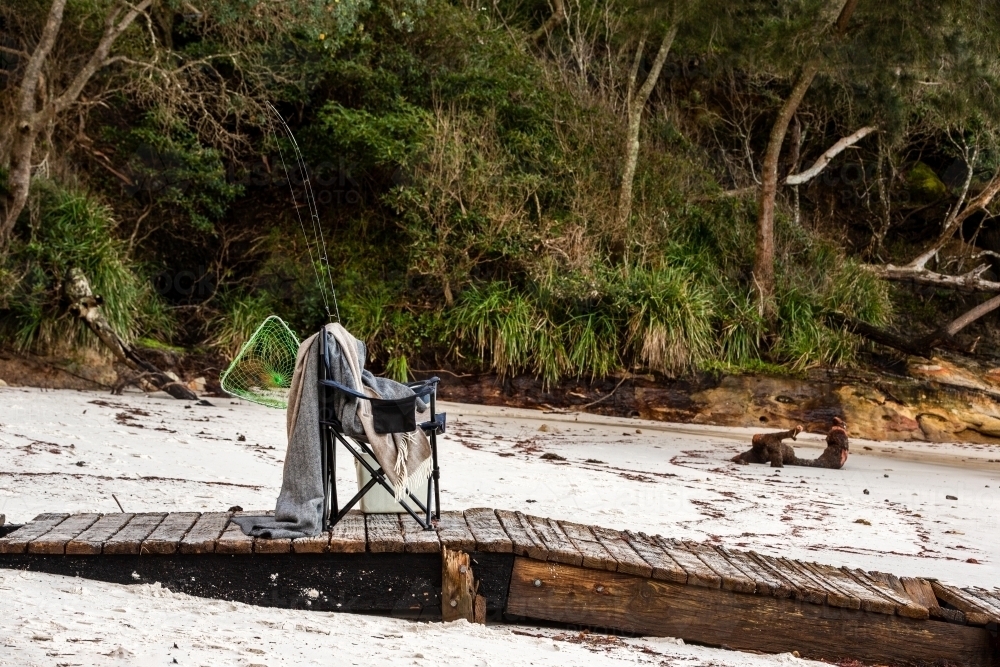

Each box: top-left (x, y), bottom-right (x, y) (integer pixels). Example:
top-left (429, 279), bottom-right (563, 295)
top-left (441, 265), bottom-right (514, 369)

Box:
top-left (317, 328), bottom-right (439, 435)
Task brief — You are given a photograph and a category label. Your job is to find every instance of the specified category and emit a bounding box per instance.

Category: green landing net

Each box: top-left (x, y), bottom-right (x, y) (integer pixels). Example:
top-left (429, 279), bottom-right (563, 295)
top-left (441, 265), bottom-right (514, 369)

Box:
top-left (220, 316), bottom-right (301, 409)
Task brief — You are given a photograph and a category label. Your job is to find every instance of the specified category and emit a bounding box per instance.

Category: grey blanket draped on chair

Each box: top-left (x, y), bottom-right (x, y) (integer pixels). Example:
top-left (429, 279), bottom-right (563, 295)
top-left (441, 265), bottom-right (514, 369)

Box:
top-left (233, 323), bottom-right (431, 539)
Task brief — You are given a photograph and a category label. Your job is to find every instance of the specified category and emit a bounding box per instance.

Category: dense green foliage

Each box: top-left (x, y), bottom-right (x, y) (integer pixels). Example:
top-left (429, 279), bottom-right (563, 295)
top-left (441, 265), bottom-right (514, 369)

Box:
top-left (2, 0), bottom-right (999, 381)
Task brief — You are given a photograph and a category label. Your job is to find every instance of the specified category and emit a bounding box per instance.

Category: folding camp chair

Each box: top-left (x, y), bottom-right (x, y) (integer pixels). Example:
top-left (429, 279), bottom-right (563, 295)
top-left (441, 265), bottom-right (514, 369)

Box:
top-left (317, 329), bottom-right (444, 530)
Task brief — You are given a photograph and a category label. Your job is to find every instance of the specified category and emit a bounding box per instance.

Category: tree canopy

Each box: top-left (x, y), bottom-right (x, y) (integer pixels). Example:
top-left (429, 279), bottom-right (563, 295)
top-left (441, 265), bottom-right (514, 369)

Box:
top-left (4, 0), bottom-right (1000, 381)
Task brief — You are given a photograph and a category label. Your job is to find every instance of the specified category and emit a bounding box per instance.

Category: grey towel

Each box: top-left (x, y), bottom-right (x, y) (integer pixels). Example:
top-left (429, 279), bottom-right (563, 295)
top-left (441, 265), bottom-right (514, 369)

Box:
top-left (233, 324), bottom-right (430, 539)
top-left (231, 326), bottom-right (326, 539)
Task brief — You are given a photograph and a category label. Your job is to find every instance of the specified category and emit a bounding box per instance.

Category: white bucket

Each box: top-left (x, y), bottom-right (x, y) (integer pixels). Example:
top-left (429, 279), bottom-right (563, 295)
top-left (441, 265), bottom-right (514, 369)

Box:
top-left (354, 450), bottom-right (430, 514)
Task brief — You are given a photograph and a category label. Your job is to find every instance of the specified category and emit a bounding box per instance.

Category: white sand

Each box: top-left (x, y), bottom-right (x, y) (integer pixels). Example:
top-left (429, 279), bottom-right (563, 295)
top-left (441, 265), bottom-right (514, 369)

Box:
top-left (1, 386), bottom-right (998, 666)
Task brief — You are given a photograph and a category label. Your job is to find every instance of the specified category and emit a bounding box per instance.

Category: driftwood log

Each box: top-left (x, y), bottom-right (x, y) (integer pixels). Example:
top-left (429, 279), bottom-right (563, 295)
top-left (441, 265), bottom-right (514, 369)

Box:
top-left (733, 419), bottom-right (849, 469)
top-left (64, 267), bottom-right (196, 400)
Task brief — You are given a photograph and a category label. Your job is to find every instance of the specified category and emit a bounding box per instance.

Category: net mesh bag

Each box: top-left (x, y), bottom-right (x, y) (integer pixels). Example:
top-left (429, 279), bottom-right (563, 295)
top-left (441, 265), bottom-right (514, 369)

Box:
top-left (220, 316), bottom-right (301, 409)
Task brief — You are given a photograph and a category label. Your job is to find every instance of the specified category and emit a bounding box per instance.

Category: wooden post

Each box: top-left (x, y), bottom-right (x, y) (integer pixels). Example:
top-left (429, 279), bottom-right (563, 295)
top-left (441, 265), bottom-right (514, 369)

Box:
top-left (441, 545), bottom-right (477, 623)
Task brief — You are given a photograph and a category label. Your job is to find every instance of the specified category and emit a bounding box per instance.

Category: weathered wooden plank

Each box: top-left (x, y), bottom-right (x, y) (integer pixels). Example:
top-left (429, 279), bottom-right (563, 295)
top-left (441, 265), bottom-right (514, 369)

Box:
top-left (854, 570), bottom-right (929, 619)
top-left (899, 576), bottom-right (942, 617)
top-left (560, 521), bottom-right (617, 572)
top-left (802, 562), bottom-right (895, 615)
top-left (291, 530), bottom-right (331, 553)
top-left (0, 514), bottom-right (69, 554)
top-left (524, 515), bottom-right (582, 566)
top-left (591, 526), bottom-right (652, 577)
top-left (653, 538), bottom-right (721, 588)
top-left (496, 510), bottom-right (545, 560)
top-left (66, 513), bottom-right (135, 555)
top-left (367, 513), bottom-right (405, 553)
top-left (716, 547), bottom-right (793, 598)
top-left (464, 508), bottom-right (512, 553)
top-left (178, 512), bottom-right (230, 554)
top-left (781, 557), bottom-right (860, 610)
top-left (401, 516), bottom-right (441, 553)
top-left (506, 558), bottom-right (995, 667)
top-left (682, 541), bottom-right (755, 593)
top-left (931, 582), bottom-right (995, 625)
top-left (621, 532), bottom-right (687, 583)
top-left (328, 510), bottom-right (366, 553)
top-left (965, 587), bottom-right (1000, 619)
top-left (27, 514), bottom-right (101, 555)
top-left (215, 513), bottom-right (254, 555)
top-left (241, 513), bottom-right (289, 554)
top-left (103, 513), bottom-right (167, 555)
top-left (141, 512), bottom-right (200, 555)
top-left (436, 510), bottom-right (476, 553)
top-left (254, 536), bottom-right (292, 553)
top-left (973, 587), bottom-right (1000, 610)
top-left (751, 552), bottom-right (825, 605)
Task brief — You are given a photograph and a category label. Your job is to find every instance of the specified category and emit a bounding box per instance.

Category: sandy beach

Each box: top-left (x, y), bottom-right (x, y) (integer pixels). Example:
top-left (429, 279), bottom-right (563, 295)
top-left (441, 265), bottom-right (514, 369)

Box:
top-left (1, 386), bottom-right (997, 665)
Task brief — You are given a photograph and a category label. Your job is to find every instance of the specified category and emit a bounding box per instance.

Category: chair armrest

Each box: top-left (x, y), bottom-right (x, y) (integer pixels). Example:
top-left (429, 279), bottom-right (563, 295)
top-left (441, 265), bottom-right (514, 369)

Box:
top-left (318, 379), bottom-right (370, 400)
top-left (419, 412), bottom-right (446, 435)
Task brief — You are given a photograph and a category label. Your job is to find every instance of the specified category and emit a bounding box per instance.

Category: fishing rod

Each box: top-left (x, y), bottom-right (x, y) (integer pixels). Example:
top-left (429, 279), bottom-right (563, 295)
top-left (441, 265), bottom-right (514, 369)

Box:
top-left (265, 101), bottom-right (341, 323)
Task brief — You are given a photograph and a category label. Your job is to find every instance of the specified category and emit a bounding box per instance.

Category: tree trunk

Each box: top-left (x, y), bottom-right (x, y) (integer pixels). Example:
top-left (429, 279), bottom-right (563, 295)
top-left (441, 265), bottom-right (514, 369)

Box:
top-left (0, 0), bottom-right (153, 250)
top-left (752, 0), bottom-right (858, 317)
top-left (530, 0), bottom-right (566, 44)
top-left (2, 129), bottom-right (39, 247)
top-left (0, 0), bottom-right (69, 247)
top-left (752, 61), bottom-right (820, 316)
top-left (616, 25), bottom-right (678, 229)
top-left (64, 268), bottom-right (197, 400)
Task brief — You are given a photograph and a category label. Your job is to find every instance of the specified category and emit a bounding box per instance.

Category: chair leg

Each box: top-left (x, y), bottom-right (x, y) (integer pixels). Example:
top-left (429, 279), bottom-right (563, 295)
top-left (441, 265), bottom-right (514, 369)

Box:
top-left (329, 436), bottom-right (338, 529)
top-left (425, 461), bottom-right (433, 528)
top-left (335, 431), bottom-right (432, 529)
top-left (431, 431), bottom-right (441, 520)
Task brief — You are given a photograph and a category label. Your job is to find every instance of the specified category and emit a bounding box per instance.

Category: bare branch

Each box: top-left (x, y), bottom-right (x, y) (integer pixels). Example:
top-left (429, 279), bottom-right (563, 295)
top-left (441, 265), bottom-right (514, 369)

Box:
top-left (785, 126), bottom-right (876, 185)
top-left (0, 45), bottom-right (30, 59)
top-left (941, 136), bottom-right (978, 233)
top-left (50, 0), bottom-right (154, 116)
top-left (633, 24), bottom-right (677, 112)
top-left (616, 24), bottom-right (678, 227)
top-left (625, 35), bottom-right (645, 114)
top-left (903, 166), bottom-right (1000, 270)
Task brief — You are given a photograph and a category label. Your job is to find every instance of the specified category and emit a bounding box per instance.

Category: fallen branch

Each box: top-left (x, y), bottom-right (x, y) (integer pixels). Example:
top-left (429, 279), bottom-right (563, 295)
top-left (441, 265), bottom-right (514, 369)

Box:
top-left (829, 288), bottom-right (1000, 357)
top-left (872, 262), bottom-right (1000, 294)
top-left (64, 267), bottom-right (196, 400)
top-left (826, 312), bottom-right (928, 357)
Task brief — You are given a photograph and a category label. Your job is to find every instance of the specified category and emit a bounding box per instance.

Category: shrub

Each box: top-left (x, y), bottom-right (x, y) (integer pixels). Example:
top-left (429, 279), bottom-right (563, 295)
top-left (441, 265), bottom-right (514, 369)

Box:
top-left (0, 184), bottom-right (172, 352)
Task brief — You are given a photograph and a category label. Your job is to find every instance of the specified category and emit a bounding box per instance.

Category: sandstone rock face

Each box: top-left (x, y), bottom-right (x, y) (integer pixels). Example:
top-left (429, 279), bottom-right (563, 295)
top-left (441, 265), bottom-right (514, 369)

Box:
top-left (688, 372), bottom-right (1000, 442)
top-left (429, 354), bottom-right (1000, 443)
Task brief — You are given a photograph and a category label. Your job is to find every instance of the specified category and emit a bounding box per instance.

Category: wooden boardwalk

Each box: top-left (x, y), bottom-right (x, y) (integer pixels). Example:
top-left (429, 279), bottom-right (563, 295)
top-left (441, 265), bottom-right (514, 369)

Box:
top-left (1, 509), bottom-right (998, 666)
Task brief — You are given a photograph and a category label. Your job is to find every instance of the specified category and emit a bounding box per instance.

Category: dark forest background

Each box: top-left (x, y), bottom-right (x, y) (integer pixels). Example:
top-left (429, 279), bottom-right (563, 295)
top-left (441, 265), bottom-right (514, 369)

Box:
top-left (3, 0), bottom-right (1000, 384)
